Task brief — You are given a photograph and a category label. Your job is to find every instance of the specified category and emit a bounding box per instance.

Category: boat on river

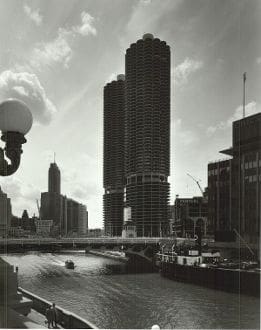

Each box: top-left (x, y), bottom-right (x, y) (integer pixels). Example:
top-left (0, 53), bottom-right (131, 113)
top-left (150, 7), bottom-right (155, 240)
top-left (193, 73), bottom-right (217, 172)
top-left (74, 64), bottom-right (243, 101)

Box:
top-left (65, 260), bottom-right (75, 269)
top-left (157, 242), bottom-right (260, 297)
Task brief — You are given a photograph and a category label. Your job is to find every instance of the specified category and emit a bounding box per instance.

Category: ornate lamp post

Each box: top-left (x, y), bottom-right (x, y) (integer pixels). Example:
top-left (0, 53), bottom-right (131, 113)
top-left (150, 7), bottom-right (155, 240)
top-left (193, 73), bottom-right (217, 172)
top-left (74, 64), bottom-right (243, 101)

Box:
top-left (0, 99), bottom-right (33, 176)
top-left (0, 100), bottom-right (33, 325)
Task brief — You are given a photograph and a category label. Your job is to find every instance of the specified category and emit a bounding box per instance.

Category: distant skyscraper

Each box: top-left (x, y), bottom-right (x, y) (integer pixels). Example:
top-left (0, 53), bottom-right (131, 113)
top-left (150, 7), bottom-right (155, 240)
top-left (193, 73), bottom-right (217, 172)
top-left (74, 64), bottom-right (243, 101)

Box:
top-left (103, 74), bottom-right (125, 236)
top-left (48, 162), bottom-right (61, 194)
top-left (125, 34), bottom-right (171, 237)
top-left (41, 162), bottom-right (88, 237)
top-left (41, 162), bottom-right (66, 235)
top-left (0, 186), bottom-right (12, 237)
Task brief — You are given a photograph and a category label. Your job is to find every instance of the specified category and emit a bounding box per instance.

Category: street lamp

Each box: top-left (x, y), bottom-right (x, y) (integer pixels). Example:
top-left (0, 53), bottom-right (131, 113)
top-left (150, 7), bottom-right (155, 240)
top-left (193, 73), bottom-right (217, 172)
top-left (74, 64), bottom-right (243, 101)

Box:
top-left (0, 99), bottom-right (33, 176)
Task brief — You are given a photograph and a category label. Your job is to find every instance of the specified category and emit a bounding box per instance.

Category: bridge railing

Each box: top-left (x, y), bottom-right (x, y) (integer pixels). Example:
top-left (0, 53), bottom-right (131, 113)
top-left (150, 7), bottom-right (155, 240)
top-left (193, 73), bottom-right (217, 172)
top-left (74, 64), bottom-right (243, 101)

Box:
top-left (0, 237), bottom-right (171, 245)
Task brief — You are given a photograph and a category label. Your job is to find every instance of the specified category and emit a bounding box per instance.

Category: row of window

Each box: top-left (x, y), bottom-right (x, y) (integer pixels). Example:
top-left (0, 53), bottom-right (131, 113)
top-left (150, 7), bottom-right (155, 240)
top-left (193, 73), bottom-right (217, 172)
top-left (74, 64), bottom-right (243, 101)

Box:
top-left (208, 167), bottom-right (230, 176)
top-left (245, 174), bottom-right (261, 183)
top-left (242, 160), bottom-right (261, 169)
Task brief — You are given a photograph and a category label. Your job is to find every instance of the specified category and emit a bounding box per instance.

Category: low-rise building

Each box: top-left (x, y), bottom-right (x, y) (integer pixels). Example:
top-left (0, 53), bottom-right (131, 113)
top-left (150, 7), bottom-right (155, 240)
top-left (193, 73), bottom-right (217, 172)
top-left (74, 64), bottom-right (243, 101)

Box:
top-left (172, 196), bottom-right (208, 238)
top-left (88, 228), bottom-right (104, 237)
top-left (122, 221), bottom-right (137, 238)
top-left (35, 219), bottom-right (53, 236)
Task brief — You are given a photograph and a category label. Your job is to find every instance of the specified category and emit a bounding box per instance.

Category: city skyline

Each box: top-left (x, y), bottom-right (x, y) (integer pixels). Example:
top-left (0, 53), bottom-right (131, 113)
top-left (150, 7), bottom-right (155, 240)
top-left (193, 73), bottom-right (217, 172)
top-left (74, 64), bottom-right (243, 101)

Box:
top-left (0, 0), bottom-right (261, 228)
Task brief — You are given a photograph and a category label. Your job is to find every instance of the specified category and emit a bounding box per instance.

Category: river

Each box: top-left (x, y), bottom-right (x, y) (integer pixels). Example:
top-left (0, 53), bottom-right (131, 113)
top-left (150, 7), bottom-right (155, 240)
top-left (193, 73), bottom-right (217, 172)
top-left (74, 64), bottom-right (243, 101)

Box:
top-left (2, 251), bottom-right (260, 329)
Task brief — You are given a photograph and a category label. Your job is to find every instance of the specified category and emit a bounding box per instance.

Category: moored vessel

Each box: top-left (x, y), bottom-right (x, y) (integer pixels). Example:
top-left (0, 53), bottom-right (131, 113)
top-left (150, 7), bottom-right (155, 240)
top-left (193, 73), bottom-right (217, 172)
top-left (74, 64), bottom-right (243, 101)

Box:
top-left (158, 239), bottom-right (260, 297)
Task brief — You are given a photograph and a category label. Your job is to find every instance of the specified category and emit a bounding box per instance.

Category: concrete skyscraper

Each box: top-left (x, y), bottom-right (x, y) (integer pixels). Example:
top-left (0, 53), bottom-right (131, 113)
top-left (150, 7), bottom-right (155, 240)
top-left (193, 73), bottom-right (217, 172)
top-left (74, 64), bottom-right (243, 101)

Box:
top-left (103, 74), bottom-right (125, 236)
top-left (125, 34), bottom-right (171, 237)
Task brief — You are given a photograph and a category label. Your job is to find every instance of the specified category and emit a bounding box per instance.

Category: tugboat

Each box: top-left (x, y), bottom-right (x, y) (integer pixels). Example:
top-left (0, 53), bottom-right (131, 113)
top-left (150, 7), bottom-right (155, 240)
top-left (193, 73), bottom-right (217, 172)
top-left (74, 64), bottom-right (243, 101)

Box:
top-left (157, 235), bottom-right (260, 297)
top-left (65, 260), bottom-right (75, 269)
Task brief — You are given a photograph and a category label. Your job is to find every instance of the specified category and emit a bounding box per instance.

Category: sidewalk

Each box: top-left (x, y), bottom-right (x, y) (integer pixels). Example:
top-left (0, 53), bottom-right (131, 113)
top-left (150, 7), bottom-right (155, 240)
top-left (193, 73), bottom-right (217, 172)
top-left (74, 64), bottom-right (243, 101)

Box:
top-left (28, 309), bottom-right (62, 328)
top-left (0, 307), bottom-right (46, 329)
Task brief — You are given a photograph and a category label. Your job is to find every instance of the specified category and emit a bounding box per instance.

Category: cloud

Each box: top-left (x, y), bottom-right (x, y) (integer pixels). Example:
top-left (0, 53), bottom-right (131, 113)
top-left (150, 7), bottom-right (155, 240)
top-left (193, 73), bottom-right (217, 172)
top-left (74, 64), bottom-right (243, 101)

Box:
top-left (207, 101), bottom-right (260, 136)
top-left (0, 70), bottom-right (57, 125)
top-left (73, 11), bottom-right (97, 36)
top-left (256, 57), bottom-right (261, 65)
top-left (123, 0), bottom-right (182, 47)
top-left (174, 58), bottom-right (203, 86)
top-left (23, 4), bottom-right (43, 26)
top-left (174, 119), bottom-right (199, 146)
top-left (30, 28), bottom-right (73, 70)
top-left (29, 12), bottom-right (96, 71)
top-left (139, 0), bottom-right (152, 4)
top-left (61, 153), bottom-right (101, 204)
top-left (0, 177), bottom-right (40, 217)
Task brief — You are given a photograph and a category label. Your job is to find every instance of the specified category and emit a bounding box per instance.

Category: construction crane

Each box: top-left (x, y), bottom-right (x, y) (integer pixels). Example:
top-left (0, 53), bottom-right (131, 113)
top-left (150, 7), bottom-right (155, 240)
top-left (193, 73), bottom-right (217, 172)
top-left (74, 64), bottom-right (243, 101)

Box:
top-left (187, 173), bottom-right (204, 196)
top-left (233, 228), bottom-right (255, 257)
top-left (36, 199), bottom-right (41, 220)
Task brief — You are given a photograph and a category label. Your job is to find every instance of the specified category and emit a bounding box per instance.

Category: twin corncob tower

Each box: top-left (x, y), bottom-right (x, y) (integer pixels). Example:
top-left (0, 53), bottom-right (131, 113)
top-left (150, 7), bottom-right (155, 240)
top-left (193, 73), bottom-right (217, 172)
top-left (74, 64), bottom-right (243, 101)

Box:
top-left (103, 33), bottom-right (171, 237)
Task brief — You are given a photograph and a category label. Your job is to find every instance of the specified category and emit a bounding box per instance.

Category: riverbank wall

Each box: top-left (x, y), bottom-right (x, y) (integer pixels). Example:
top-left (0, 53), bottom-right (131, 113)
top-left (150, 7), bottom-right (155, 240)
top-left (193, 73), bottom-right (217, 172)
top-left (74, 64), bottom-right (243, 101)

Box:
top-left (87, 250), bottom-right (128, 263)
top-left (18, 287), bottom-right (98, 329)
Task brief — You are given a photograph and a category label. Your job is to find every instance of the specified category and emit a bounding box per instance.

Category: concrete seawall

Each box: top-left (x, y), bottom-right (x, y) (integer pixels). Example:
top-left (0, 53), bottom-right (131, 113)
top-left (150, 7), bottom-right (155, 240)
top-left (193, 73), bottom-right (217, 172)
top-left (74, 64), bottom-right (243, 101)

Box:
top-left (18, 287), bottom-right (97, 329)
top-left (87, 250), bottom-right (128, 263)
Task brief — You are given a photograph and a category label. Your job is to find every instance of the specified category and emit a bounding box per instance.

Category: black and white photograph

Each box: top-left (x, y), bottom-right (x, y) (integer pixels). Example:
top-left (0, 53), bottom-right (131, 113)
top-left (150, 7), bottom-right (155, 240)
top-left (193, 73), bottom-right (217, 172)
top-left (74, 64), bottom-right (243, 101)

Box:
top-left (0, 0), bottom-right (260, 329)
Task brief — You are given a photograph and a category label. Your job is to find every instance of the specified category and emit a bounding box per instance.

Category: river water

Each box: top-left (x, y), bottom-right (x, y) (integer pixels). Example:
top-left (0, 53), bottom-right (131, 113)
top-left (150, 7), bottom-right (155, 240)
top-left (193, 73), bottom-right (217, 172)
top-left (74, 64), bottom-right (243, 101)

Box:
top-left (2, 251), bottom-right (260, 329)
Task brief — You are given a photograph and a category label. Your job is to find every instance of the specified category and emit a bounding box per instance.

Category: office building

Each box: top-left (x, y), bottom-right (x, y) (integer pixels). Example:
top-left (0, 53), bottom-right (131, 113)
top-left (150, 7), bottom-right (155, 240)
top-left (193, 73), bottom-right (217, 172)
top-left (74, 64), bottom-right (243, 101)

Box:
top-left (20, 210), bottom-right (36, 233)
top-left (48, 162), bottom-right (61, 194)
top-left (78, 204), bottom-right (88, 236)
top-left (41, 162), bottom-right (67, 236)
top-left (208, 159), bottom-right (232, 240)
top-left (208, 113), bottom-right (261, 246)
top-left (103, 74), bottom-right (125, 236)
top-left (41, 191), bottom-right (66, 235)
top-left (0, 186), bottom-right (12, 237)
top-left (67, 198), bottom-right (88, 236)
top-left (125, 33), bottom-right (171, 236)
top-left (172, 196), bottom-right (208, 237)
top-left (35, 219), bottom-right (53, 236)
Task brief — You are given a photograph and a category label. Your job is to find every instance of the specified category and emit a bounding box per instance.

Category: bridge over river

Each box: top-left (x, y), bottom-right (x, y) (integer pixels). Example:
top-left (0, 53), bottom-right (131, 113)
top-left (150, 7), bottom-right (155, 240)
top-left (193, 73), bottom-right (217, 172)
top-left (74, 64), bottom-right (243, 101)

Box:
top-left (0, 236), bottom-right (248, 252)
top-left (1, 237), bottom-right (165, 250)
top-left (1, 236), bottom-right (258, 271)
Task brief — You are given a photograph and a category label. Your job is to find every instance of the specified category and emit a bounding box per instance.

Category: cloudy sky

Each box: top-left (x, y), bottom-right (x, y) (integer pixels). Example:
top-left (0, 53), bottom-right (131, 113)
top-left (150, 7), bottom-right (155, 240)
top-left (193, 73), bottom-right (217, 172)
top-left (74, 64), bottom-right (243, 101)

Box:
top-left (0, 0), bottom-right (260, 228)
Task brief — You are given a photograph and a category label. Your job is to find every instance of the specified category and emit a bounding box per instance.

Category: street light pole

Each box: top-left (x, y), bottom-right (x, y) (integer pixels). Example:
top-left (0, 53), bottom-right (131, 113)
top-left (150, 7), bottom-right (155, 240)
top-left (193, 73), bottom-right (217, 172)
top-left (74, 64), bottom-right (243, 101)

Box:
top-left (0, 99), bottom-right (33, 176)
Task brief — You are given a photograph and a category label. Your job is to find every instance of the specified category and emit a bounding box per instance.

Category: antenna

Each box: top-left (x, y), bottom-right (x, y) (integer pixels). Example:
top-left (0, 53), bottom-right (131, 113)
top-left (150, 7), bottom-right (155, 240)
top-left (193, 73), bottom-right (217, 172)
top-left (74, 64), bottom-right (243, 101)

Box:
top-left (243, 72), bottom-right (246, 118)
top-left (54, 152), bottom-right (56, 163)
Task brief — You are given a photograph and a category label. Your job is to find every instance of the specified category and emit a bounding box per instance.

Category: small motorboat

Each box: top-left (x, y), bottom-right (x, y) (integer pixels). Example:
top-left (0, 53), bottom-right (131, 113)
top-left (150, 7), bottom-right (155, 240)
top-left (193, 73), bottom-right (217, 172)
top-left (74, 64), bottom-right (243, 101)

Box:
top-left (65, 260), bottom-right (75, 269)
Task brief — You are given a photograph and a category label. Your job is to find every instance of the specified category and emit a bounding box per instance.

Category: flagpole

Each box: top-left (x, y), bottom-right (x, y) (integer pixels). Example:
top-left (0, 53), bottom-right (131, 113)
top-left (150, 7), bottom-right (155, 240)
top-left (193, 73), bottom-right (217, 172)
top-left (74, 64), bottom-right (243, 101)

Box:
top-left (243, 72), bottom-right (246, 118)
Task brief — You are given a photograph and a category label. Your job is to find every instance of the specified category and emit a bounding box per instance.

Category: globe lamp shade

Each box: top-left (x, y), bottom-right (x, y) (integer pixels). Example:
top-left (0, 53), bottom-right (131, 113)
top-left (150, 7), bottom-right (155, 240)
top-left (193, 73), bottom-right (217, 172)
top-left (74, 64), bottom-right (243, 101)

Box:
top-left (0, 99), bottom-right (33, 135)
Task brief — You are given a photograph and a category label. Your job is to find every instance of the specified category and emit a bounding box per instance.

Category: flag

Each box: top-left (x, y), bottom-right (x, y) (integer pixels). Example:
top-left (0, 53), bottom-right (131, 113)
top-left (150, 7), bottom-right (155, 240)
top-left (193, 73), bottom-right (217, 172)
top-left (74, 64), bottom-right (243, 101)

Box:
top-left (243, 72), bottom-right (246, 82)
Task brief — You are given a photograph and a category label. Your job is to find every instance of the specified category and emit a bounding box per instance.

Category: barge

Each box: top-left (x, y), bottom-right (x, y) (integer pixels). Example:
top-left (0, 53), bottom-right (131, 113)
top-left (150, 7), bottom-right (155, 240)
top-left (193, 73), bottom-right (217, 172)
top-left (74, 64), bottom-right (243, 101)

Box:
top-left (158, 243), bottom-right (260, 297)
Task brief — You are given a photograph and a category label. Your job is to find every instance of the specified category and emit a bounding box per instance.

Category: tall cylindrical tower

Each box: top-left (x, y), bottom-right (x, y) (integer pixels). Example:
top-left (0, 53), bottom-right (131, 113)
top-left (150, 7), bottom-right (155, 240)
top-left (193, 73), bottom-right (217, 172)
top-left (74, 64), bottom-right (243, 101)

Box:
top-left (103, 74), bottom-right (125, 236)
top-left (125, 34), bottom-right (170, 237)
